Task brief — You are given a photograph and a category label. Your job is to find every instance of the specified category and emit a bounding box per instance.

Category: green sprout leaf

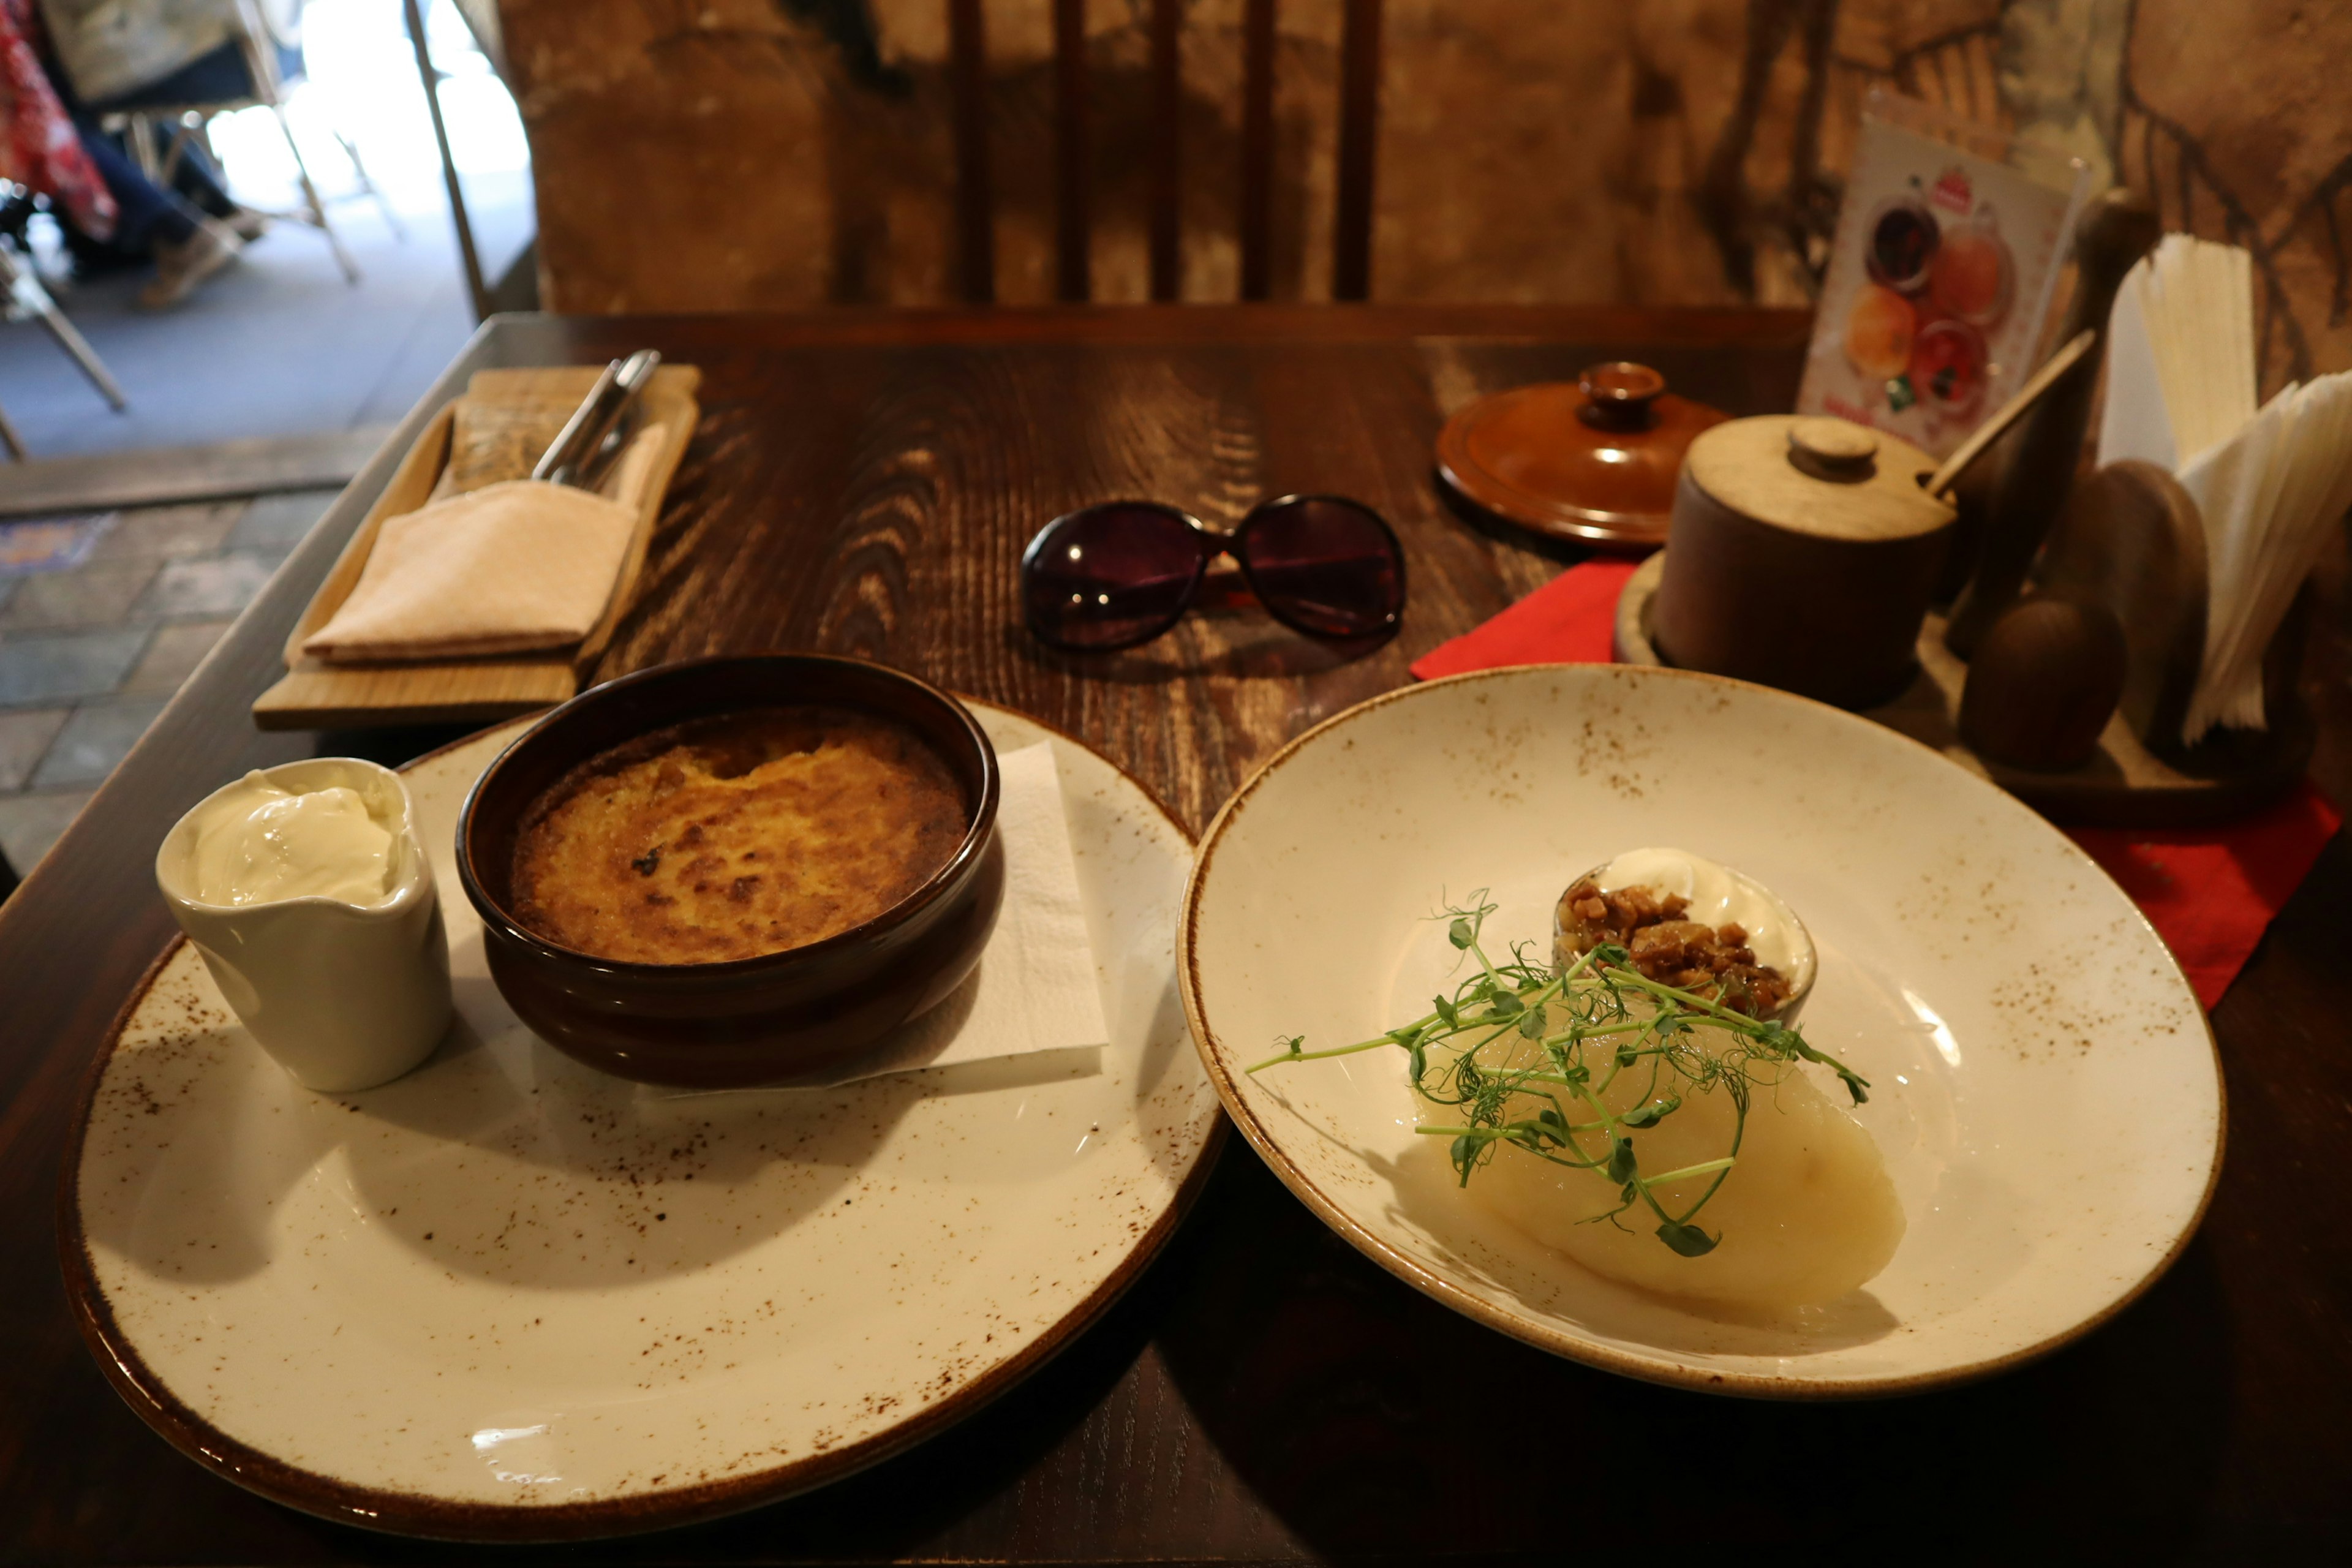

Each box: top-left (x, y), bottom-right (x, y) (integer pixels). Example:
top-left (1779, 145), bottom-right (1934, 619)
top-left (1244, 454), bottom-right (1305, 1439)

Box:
top-left (1619, 1095), bottom-right (1680, 1129)
top-left (1449, 917), bottom-right (1476, 950)
top-left (1605, 1137), bottom-right (1637, 1186)
top-left (1656, 1221), bottom-right (1719, 1256)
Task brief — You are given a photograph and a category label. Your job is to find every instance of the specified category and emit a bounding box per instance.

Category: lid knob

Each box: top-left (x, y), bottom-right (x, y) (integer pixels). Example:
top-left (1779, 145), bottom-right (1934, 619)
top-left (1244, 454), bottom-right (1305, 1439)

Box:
top-left (1787, 417), bottom-right (1879, 481)
top-left (1577, 362), bottom-right (1667, 431)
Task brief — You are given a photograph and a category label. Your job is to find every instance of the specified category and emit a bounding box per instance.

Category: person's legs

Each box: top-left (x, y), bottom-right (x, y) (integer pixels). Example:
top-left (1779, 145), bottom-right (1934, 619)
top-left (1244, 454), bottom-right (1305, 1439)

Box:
top-left (72, 123), bottom-right (241, 309)
top-left (74, 126), bottom-right (198, 253)
top-left (37, 34), bottom-right (252, 289)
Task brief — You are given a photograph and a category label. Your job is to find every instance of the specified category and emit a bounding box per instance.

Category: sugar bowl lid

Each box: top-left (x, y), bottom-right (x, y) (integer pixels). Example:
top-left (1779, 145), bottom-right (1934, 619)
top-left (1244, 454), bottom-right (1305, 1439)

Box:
top-left (1683, 415), bottom-right (1956, 543)
top-left (1434, 362), bottom-right (1730, 548)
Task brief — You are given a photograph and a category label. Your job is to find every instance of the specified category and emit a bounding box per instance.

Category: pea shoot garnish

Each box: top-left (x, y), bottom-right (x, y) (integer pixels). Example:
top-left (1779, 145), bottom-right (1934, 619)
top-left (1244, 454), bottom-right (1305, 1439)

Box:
top-left (1247, 895), bottom-right (1869, 1257)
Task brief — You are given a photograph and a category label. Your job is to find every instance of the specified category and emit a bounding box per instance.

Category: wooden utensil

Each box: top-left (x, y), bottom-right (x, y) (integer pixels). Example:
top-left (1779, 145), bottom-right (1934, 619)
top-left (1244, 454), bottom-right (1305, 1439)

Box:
top-left (1926, 327), bottom-right (2097, 498)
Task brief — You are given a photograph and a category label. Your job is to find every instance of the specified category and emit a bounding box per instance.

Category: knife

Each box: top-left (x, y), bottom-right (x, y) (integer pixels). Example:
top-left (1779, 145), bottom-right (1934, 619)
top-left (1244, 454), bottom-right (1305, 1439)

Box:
top-left (532, 350), bottom-right (661, 489)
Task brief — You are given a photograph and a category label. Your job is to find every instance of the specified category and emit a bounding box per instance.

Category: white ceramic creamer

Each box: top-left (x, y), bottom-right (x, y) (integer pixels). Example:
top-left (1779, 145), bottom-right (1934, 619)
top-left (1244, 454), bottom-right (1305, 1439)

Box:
top-left (156, 758), bottom-right (451, 1091)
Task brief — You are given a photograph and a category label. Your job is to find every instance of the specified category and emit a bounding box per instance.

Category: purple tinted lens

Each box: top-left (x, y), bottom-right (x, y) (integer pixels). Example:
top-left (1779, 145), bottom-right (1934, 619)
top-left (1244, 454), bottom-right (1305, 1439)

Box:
top-left (1022, 504), bottom-right (1205, 650)
top-left (1238, 498), bottom-right (1404, 638)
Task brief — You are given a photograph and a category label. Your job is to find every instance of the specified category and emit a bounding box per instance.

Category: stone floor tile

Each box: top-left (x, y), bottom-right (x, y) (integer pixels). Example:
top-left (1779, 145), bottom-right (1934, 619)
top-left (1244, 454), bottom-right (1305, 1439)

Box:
top-left (0, 789), bottom-right (93, 874)
top-left (0, 560), bottom-right (160, 631)
top-left (123, 619), bottom-right (236, 694)
top-left (31, 695), bottom-right (172, 788)
top-left (91, 501), bottom-right (242, 562)
top-left (0, 628), bottom-right (149, 706)
top-left (0, 707), bottom-right (69, 790)
top-left (230, 488), bottom-right (343, 551)
top-left (137, 549), bottom-right (287, 620)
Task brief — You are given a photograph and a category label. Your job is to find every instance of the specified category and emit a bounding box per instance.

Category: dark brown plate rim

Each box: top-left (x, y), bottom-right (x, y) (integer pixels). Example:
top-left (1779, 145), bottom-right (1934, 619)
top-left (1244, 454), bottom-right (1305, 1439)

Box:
top-left (57, 701), bottom-right (1223, 1542)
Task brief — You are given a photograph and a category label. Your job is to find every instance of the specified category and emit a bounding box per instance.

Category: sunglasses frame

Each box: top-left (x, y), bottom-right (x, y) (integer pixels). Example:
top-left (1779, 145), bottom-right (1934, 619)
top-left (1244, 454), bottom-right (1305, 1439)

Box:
top-left (1020, 492), bottom-right (1407, 653)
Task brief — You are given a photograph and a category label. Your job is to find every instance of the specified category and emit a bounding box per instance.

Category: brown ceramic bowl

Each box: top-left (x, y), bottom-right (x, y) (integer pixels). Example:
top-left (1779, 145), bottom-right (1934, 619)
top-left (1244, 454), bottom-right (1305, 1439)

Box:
top-left (457, 654), bottom-right (1003, 1088)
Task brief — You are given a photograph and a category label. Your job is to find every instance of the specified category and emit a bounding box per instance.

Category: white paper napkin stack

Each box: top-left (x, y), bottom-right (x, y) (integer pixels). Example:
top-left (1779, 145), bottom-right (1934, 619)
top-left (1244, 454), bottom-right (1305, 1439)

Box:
top-left (2097, 235), bottom-right (2352, 744)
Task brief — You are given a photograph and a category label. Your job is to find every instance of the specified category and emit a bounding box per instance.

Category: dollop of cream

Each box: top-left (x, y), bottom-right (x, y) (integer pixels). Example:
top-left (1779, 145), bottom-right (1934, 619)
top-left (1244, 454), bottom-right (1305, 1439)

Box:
top-left (189, 772), bottom-right (395, 908)
top-left (1592, 846), bottom-right (1804, 980)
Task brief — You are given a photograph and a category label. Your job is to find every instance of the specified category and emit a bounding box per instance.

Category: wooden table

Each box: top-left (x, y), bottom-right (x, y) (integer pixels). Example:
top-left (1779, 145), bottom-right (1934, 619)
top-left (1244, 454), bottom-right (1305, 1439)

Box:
top-left (4, 307), bottom-right (2346, 1562)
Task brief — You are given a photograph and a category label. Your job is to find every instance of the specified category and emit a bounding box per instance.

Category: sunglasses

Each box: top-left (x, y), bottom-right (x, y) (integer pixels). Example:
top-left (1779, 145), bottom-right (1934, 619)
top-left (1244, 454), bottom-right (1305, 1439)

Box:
top-left (1020, 495), bottom-right (1406, 652)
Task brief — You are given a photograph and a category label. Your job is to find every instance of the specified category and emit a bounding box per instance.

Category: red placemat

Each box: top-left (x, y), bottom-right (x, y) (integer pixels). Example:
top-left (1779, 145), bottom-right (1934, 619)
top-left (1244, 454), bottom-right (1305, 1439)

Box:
top-left (1412, 560), bottom-right (2341, 1008)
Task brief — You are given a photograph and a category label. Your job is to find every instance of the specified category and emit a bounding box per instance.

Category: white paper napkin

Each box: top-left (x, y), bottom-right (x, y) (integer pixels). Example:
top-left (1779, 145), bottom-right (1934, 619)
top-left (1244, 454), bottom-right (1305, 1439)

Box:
top-left (643, 741), bottom-right (1109, 1096)
top-left (2093, 235), bottom-right (2352, 744)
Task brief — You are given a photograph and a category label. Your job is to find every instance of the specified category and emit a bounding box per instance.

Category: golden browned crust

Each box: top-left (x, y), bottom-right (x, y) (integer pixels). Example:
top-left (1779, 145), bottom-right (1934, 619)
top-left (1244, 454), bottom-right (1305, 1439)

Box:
top-left (511, 707), bottom-right (968, 964)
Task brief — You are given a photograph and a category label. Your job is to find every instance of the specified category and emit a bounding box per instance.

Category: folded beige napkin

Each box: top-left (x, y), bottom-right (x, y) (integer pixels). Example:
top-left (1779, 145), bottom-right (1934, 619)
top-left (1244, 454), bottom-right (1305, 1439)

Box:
top-left (303, 425), bottom-right (665, 664)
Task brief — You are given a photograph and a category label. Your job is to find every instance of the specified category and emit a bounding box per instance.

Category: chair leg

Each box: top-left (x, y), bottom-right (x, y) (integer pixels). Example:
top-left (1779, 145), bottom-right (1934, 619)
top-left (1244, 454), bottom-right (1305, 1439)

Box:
top-left (271, 103), bottom-right (361, 283)
top-left (0, 401), bottom-right (28, 461)
top-left (35, 304), bottom-right (130, 411)
top-left (159, 117), bottom-right (194, 184)
top-left (1, 246), bottom-right (129, 410)
top-left (127, 113), bottom-right (165, 183)
top-left (332, 127), bottom-right (406, 241)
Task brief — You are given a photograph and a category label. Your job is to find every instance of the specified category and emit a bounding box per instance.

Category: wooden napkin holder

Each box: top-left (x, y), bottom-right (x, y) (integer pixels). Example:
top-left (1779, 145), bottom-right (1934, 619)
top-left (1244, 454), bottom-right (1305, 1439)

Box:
top-left (252, 364), bottom-right (701, 731)
top-left (1616, 459), bottom-right (2315, 826)
top-left (2023, 458), bottom-right (2315, 790)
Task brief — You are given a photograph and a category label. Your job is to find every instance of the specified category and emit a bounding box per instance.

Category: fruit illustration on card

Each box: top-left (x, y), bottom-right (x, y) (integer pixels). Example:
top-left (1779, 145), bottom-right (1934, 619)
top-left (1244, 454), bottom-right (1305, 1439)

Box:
top-left (1910, 319), bottom-right (1988, 414)
top-left (1864, 194), bottom-right (1939, 295)
top-left (1797, 103), bottom-right (2086, 460)
top-left (1844, 284), bottom-right (1917, 381)
top-left (1931, 208), bottom-right (2014, 328)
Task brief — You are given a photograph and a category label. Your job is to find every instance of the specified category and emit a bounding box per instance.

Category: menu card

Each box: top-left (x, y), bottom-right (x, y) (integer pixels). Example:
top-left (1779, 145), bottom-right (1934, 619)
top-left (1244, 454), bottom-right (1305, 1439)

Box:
top-left (1797, 92), bottom-right (2092, 458)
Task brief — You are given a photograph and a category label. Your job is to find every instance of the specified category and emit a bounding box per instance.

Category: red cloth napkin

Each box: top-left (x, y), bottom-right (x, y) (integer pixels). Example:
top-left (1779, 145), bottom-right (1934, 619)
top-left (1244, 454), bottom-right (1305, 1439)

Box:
top-left (2071, 791), bottom-right (2339, 1008)
top-left (1411, 560), bottom-right (1640, 679)
top-left (1412, 560), bottom-right (2341, 1009)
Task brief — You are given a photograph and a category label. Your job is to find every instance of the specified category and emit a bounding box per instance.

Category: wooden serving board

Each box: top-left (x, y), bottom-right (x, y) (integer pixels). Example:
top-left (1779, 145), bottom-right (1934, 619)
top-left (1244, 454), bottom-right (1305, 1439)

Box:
top-left (251, 365), bottom-right (701, 731)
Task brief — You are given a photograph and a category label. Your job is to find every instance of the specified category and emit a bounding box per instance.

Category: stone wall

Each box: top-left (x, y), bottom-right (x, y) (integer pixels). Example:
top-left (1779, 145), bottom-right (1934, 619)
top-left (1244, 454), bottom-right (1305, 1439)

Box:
top-left (500, 0), bottom-right (2352, 385)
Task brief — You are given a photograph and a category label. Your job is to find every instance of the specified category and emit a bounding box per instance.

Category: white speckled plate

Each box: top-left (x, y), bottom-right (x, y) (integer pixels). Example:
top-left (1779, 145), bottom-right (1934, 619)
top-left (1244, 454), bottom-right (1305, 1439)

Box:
top-left (63, 703), bottom-right (1218, 1539)
top-left (1178, 664), bottom-right (2222, 1398)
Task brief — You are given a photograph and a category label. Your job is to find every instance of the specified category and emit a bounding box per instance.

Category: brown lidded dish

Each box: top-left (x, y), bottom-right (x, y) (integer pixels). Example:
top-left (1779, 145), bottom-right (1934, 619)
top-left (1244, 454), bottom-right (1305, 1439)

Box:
top-left (1433, 362), bottom-right (1729, 548)
top-left (457, 654), bottom-right (1003, 1088)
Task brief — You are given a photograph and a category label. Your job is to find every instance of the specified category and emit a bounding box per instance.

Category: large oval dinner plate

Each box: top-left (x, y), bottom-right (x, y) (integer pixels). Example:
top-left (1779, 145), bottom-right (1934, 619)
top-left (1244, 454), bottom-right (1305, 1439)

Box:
top-left (62, 703), bottom-right (1220, 1539)
top-left (1178, 663), bottom-right (2223, 1398)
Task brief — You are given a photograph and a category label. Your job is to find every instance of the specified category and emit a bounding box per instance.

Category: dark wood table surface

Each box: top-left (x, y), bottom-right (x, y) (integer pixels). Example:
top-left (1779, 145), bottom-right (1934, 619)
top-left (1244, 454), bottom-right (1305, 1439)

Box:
top-left (4, 306), bottom-right (2346, 1564)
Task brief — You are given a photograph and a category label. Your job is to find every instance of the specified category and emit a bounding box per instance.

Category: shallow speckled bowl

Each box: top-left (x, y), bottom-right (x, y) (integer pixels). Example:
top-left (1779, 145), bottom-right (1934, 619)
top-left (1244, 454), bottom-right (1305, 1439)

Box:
top-left (63, 704), bottom-right (1219, 1538)
top-left (1179, 663), bottom-right (2223, 1398)
top-left (458, 655), bottom-right (1003, 1089)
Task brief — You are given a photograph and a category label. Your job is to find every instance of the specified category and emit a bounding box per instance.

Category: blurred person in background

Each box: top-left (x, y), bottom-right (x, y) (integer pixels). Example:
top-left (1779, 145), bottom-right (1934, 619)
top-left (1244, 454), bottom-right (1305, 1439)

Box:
top-left (24, 0), bottom-right (289, 307)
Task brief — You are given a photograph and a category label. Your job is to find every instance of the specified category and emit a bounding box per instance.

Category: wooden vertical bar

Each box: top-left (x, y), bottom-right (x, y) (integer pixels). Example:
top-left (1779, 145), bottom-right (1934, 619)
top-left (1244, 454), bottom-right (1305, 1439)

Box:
top-left (1332, 0), bottom-right (1382, 300)
top-left (403, 0), bottom-right (487, 320)
top-left (1054, 0), bottom-right (1091, 301)
top-left (949, 0), bottom-right (995, 303)
top-left (1238, 0), bottom-right (1276, 300)
top-left (1147, 0), bottom-right (1183, 300)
